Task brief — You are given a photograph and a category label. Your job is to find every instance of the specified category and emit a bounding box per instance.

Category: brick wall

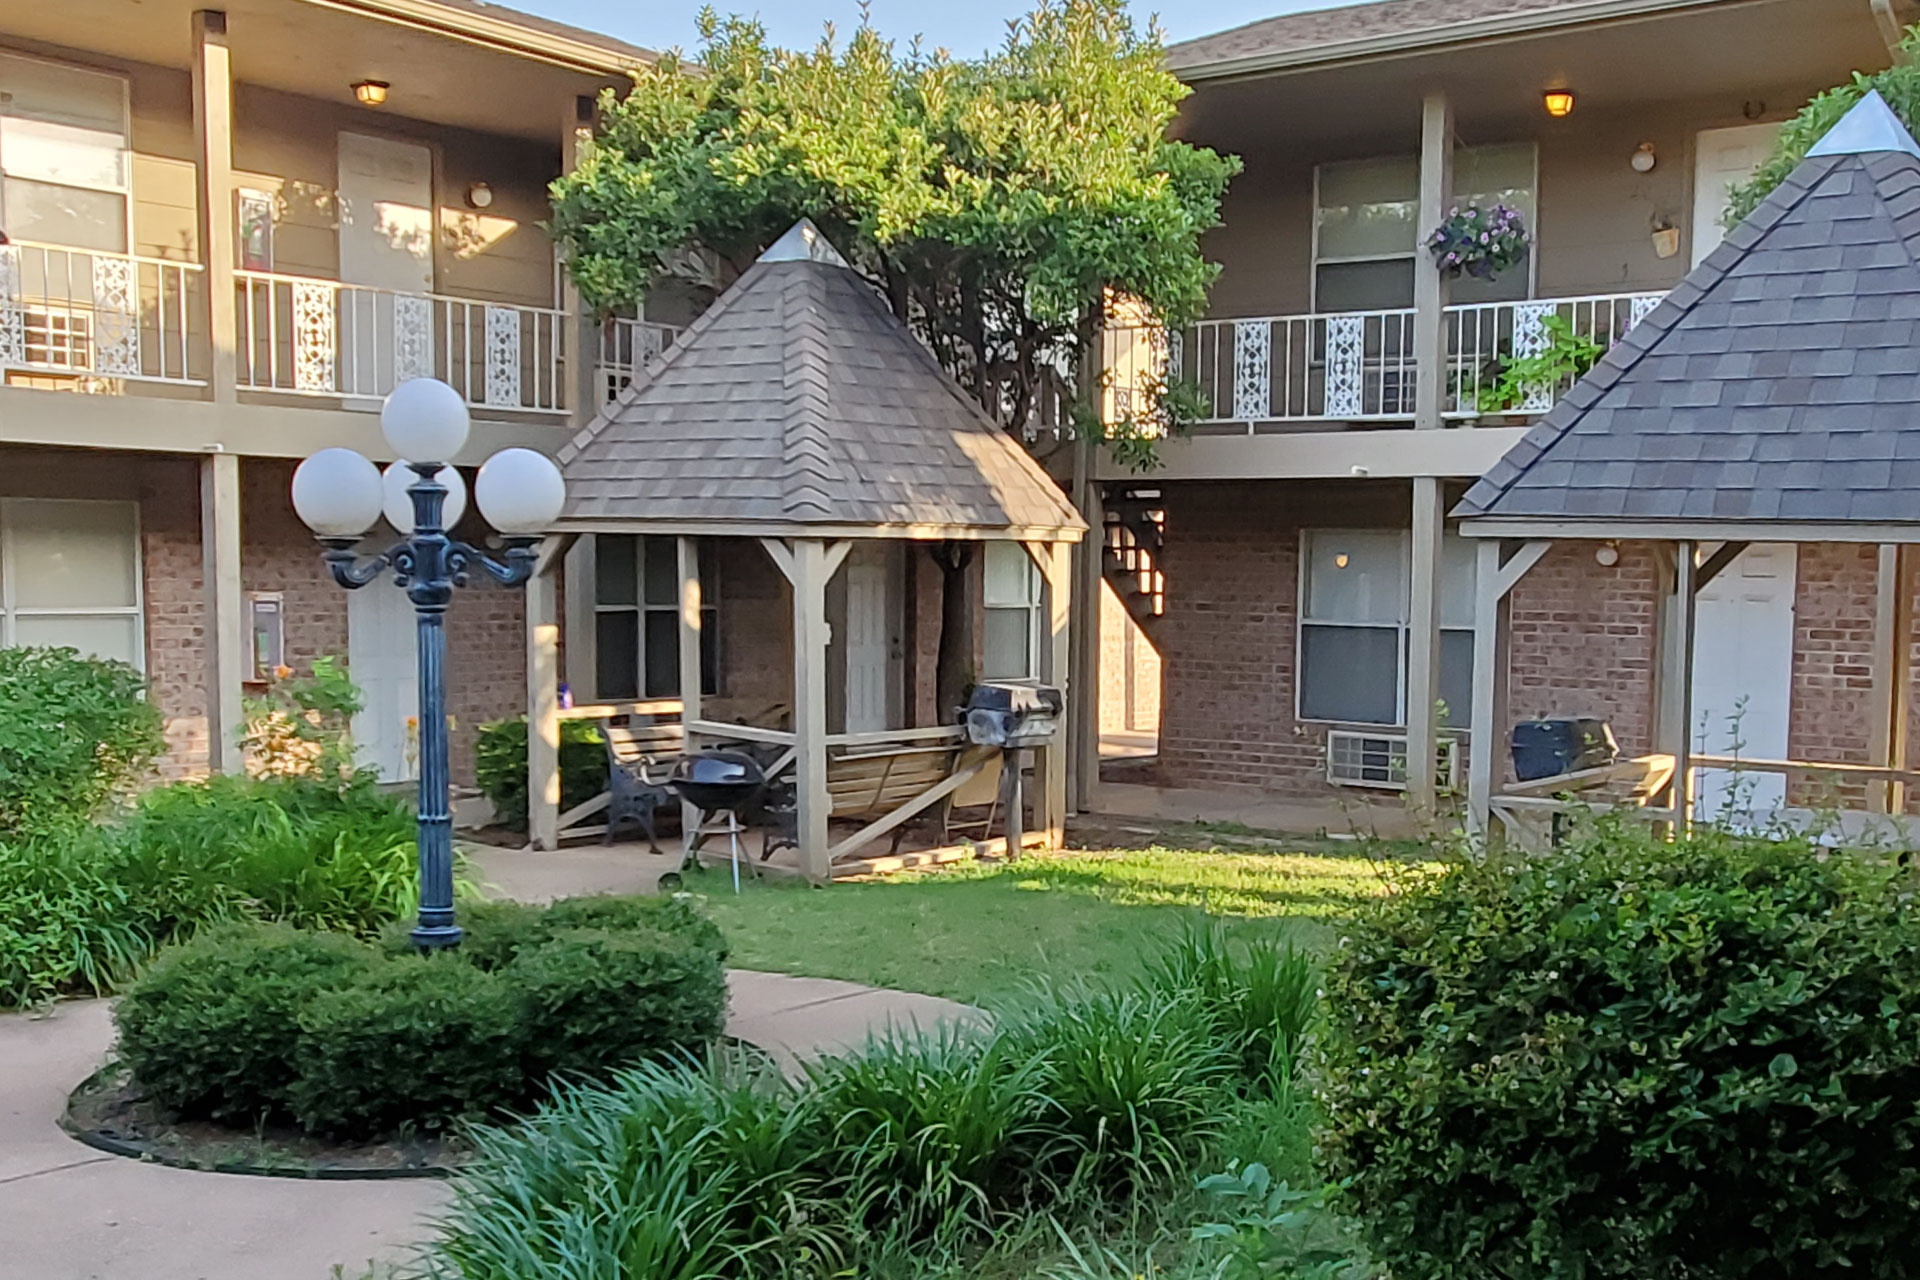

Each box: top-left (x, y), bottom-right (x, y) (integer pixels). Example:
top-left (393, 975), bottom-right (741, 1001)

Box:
top-left (1098, 579), bottom-right (1161, 735)
top-left (1788, 543), bottom-right (1879, 805)
top-left (1506, 541), bottom-right (1660, 758)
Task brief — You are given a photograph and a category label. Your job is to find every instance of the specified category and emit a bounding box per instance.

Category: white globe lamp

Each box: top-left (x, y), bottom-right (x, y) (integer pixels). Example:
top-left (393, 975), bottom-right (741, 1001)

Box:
top-left (475, 448), bottom-right (566, 534)
top-left (381, 378), bottom-right (470, 464)
top-left (382, 461), bottom-right (467, 534)
top-left (291, 447), bottom-right (384, 538)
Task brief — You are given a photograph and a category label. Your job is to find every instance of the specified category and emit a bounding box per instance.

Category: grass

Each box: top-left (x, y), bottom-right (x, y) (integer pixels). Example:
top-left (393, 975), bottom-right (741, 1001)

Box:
top-left (686, 843), bottom-right (1394, 1007)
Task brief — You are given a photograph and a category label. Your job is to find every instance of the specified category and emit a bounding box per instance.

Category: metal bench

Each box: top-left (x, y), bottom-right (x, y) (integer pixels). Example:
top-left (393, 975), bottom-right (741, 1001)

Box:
top-left (600, 716), bottom-right (687, 852)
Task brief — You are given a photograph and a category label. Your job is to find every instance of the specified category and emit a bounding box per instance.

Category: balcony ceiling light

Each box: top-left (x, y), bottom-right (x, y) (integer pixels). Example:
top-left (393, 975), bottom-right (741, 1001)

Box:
top-left (1543, 90), bottom-right (1575, 118)
top-left (352, 80), bottom-right (389, 107)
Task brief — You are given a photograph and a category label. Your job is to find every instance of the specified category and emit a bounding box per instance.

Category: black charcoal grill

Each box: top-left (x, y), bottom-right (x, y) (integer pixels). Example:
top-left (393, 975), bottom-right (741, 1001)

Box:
top-left (962, 682), bottom-right (1064, 859)
top-left (666, 750), bottom-right (766, 892)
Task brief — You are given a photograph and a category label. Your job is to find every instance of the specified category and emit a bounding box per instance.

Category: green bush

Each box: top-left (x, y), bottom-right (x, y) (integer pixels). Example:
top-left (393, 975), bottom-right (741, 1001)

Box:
top-left (472, 716), bottom-right (607, 831)
top-left (1316, 820), bottom-right (1920, 1280)
top-left (290, 958), bottom-right (524, 1136)
top-left (114, 924), bottom-right (372, 1125)
top-left (0, 646), bottom-right (162, 840)
top-left (417, 928), bottom-right (1299, 1278)
top-left (0, 775), bottom-right (423, 1008)
top-left (113, 894), bottom-right (731, 1137)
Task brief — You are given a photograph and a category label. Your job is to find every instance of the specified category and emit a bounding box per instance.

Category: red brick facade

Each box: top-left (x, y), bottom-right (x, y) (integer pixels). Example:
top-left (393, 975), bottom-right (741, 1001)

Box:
top-left (1135, 479), bottom-right (1919, 803)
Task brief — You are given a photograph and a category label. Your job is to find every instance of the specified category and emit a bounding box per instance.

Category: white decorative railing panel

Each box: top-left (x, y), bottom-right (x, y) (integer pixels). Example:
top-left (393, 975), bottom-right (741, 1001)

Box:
top-left (1101, 289), bottom-right (1665, 431)
top-left (596, 316), bottom-right (683, 404)
top-left (0, 242), bottom-right (204, 386)
top-left (236, 271), bottom-right (569, 414)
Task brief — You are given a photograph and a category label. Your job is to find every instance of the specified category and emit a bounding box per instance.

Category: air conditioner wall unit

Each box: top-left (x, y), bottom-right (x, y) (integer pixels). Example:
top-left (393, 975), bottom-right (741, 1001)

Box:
top-left (1326, 729), bottom-right (1461, 791)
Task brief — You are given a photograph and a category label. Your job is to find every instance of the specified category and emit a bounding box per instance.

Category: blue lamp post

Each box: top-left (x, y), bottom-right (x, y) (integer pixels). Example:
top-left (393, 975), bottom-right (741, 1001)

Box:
top-left (290, 378), bottom-right (566, 949)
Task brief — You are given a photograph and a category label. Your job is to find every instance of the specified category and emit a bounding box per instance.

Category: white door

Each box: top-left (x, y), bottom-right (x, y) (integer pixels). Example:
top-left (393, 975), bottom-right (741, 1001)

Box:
top-left (336, 132), bottom-right (434, 400)
top-left (348, 580), bottom-right (419, 782)
top-left (843, 544), bottom-right (894, 734)
top-left (1691, 544), bottom-right (1796, 821)
top-left (1692, 122), bottom-right (1780, 266)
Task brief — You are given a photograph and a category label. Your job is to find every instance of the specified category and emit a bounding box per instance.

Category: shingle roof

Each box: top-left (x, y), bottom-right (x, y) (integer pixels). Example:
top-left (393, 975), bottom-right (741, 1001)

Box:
top-left (1166, 0), bottom-right (1676, 76)
top-left (1455, 93), bottom-right (1920, 531)
top-left (555, 222), bottom-right (1086, 540)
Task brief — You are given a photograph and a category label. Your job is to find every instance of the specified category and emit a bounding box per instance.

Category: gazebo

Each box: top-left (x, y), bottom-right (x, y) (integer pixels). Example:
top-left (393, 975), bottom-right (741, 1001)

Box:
top-left (522, 221), bottom-right (1086, 881)
top-left (1457, 92), bottom-right (1920, 841)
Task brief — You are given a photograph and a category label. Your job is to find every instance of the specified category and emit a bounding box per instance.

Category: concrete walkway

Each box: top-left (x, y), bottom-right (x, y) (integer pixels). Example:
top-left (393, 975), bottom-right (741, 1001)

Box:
top-left (0, 850), bottom-right (975, 1280)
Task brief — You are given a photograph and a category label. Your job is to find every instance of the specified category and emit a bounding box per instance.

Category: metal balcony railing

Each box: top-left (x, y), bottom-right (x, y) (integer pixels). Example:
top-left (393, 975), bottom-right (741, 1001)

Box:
top-left (1102, 289), bottom-right (1666, 432)
top-left (0, 241), bottom-right (205, 386)
top-left (235, 270), bottom-right (571, 414)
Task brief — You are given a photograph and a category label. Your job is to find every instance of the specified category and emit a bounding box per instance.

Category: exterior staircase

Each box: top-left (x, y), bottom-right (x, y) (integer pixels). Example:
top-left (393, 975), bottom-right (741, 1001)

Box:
top-left (1101, 485), bottom-right (1165, 636)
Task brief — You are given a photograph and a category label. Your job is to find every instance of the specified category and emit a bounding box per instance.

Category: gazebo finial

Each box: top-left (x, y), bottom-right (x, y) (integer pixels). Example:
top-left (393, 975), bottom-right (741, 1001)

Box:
top-left (759, 218), bottom-right (851, 268)
top-left (1807, 89), bottom-right (1920, 160)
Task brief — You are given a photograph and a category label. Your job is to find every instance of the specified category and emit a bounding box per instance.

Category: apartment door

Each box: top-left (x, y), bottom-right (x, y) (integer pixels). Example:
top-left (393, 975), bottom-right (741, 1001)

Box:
top-left (842, 542), bottom-right (898, 734)
top-left (1691, 543), bottom-right (1796, 822)
top-left (1692, 123), bottom-right (1780, 266)
top-left (348, 580), bottom-right (419, 782)
top-left (336, 131), bottom-right (434, 400)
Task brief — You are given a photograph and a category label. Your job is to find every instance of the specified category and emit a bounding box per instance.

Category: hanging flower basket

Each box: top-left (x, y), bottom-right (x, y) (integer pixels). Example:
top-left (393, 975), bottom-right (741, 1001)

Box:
top-left (1426, 204), bottom-right (1531, 281)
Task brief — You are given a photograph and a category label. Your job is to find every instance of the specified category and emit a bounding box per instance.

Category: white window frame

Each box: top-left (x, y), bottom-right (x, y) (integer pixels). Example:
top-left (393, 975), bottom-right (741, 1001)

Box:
top-left (0, 49), bottom-right (135, 254)
top-left (590, 534), bottom-right (718, 701)
top-left (982, 542), bottom-right (1044, 682)
top-left (0, 497), bottom-right (145, 671)
top-left (1309, 143), bottom-right (1540, 312)
top-left (1294, 528), bottom-right (1474, 729)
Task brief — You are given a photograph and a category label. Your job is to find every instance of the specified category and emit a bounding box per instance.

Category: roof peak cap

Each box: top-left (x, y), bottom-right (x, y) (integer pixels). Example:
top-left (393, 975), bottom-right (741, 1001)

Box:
top-left (758, 218), bottom-right (850, 268)
top-left (1807, 89), bottom-right (1920, 160)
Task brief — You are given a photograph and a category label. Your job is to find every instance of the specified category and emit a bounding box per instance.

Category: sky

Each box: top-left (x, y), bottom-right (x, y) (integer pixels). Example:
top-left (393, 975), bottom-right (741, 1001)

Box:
top-left (517, 0), bottom-right (1338, 60)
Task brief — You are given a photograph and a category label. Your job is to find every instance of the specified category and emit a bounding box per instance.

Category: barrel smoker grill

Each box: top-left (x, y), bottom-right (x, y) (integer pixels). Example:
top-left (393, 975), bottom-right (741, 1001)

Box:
top-left (963, 682), bottom-right (1064, 858)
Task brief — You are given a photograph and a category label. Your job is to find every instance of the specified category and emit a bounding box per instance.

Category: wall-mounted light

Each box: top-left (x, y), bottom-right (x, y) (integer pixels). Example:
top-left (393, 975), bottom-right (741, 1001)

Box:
top-left (1595, 541), bottom-right (1621, 567)
top-left (352, 80), bottom-right (389, 107)
top-left (1630, 142), bottom-right (1657, 173)
top-left (1543, 90), bottom-right (1575, 118)
top-left (1334, 552), bottom-right (1351, 569)
top-left (465, 182), bottom-right (494, 210)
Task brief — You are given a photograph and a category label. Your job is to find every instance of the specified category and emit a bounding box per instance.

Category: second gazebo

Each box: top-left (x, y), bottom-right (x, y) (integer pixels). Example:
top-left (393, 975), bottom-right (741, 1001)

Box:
top-left (524, 220), bottom-right (1086, 881)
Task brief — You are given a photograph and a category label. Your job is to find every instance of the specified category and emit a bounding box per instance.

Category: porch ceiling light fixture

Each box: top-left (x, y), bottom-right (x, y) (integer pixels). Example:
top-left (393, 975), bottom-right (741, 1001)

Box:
top-left (352, 80), bottom-right (389, 107)
top-left (1543, 90), bottom-right (1575, 118)
top-left (1631, 142), bottom-right (1657, 173)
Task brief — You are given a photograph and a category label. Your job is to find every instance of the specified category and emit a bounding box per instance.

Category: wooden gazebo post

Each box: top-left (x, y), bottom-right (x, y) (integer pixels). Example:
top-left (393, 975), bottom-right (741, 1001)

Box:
top-left (526, 534), bottom-right (573, 851)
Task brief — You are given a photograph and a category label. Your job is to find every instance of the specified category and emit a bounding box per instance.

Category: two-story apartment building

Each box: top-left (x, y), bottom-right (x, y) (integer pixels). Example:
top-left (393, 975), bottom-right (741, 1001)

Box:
top-left (0, 0), bottom-right (686, 782)
top-left (1099, 0), bottom-right (1914, 811)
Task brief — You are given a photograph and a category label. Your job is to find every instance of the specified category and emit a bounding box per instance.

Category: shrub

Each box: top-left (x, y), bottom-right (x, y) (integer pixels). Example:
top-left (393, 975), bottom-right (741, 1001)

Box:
top-left (472, 716), bottom-right (607, 831)
top-left (0, 829), bottom-right (152, 1007)
top-left (239, 655), bottom-right (363, 781)
top-left (114, 924), bottom-right (373, 1125)
top-left (290, 958), bottom-right (523, 1136)
top-left (0, 646), bottom-right (162, 839)
top-left (113, 894), bottom-right (731, 1137)
top-left (1316, 820), bottom-right (1920, 1280)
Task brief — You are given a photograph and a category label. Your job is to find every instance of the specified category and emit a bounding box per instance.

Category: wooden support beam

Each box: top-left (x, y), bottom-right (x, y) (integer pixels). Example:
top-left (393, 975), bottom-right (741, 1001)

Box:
top-left (759, 536), bottom-right (797, 584)
top-left (677, 536), bottom-right (705, 848)
top-left (199, 451), bottom-right (245, 774)
top-left (527, 553), bottom-right (562, 849)
top-left (1694, 540), bottom-right (1750, 592)
top-left (1412, 90), bottom-right (1453, 433)
top-left (1038, 539), bottom-right (1073, 849)
top-left (1467, 538), bottom-right (1550, 834)
top-left (559, 96), bottom-right (598, 426)
top-left (1070, 479), bottom-right (1103, 813)
top-left (791, 539), bottom-right (833, 883)
top-left (1869, 544), bottom-right (1914, 814)
top-left (1654, 540), bottom-right (1699, 828)
top-left (191, 10), bottom-right (237, 404)
top-left (1405, 476), bottom-right (1445, 815)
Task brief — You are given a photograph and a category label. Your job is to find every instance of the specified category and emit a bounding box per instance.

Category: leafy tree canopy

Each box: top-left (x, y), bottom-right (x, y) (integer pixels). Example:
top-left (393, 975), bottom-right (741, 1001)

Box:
top-left (1727, 26), bottom-right (1920, 224)
top-left (550, 0), bottom-right (1238, 464)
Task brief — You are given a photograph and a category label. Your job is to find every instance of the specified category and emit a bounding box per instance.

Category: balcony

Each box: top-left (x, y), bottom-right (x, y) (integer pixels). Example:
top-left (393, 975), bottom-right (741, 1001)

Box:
top-left (1103, 290), bottom-right (1666, 433)
top-left (0, 242), bottom-right (206, 388)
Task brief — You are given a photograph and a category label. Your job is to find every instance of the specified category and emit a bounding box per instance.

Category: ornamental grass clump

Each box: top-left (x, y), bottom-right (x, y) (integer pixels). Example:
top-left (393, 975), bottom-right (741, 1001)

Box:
top-left (1316, 817), bottom-right (1920, 1280)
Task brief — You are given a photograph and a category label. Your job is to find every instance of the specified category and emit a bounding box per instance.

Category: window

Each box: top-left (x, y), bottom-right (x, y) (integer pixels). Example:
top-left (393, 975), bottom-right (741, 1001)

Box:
top-left (592, 535), bottom-right (717, 700)
top-left (0, 53), bottom-right (131, 253)
top-left (1296, 528), bottom-right (1476, 727)
top-left (982, 542), bottom-right (1043, 680)
top-left (1313, 143), bottom-right (1537, 312)
top-left (0, 499), bottom-right (143, 668)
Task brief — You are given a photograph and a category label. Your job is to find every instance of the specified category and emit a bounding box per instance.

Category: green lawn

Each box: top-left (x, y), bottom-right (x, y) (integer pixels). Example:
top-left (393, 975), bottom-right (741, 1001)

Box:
top-left (686, 843), bottom-right (1392, 1007)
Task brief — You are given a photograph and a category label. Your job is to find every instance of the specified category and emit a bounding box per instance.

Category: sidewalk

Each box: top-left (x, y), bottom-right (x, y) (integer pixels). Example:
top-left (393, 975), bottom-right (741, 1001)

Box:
top-left (0, 849), bottom-right (975, 1280)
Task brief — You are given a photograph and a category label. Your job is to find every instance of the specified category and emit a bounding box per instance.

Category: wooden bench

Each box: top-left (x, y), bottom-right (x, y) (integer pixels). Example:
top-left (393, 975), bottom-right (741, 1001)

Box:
top-left (762, 739), bottom-right (1003, 862)
top-left (601, 716), bottom-right (686, 851)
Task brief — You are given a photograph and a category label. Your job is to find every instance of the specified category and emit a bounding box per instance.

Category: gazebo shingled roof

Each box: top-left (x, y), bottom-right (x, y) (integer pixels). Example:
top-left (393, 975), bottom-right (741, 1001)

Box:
top-left (554, 220), bottom-right (1085, 540)
top-left (1456, 91), bottom-right (1920, 536)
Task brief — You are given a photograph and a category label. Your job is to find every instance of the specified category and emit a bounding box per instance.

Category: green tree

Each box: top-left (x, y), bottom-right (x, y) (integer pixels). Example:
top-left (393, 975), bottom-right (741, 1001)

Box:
top-left (550, 0), bottom-right (1238, 465)
top-left (1726, 27), bottom-right (1920, 224)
